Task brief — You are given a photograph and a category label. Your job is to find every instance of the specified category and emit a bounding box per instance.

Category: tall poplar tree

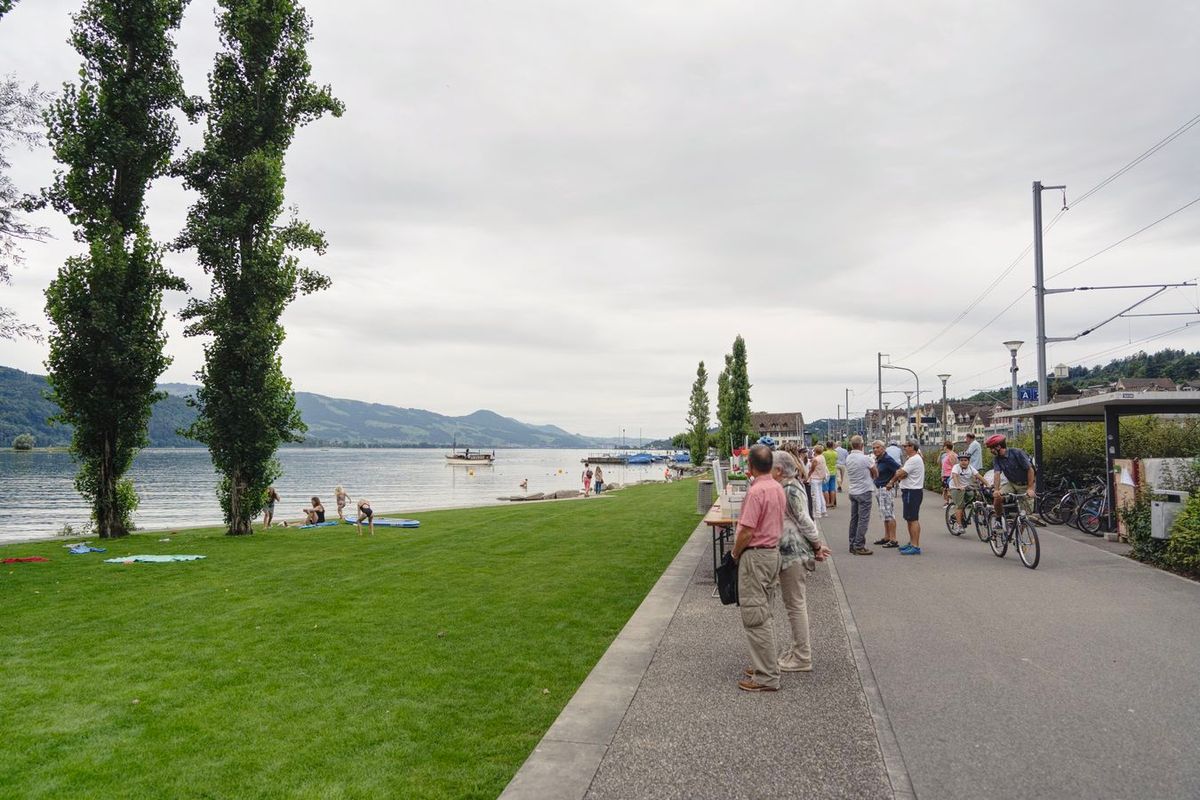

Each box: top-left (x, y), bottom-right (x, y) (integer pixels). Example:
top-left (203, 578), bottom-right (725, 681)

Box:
top-left (727, 335), bottom-right (753, 449)
top-left (176, 0), bottom-right (343, 535)
top-left (41, 0), bottom-right (189, 537)
top-left (686, 361), bottom-right (710, 466)
top-left (716, 353), bottom-right (732, 457)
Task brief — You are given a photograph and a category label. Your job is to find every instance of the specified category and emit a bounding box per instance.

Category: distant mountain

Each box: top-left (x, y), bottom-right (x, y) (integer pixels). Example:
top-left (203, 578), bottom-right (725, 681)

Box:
top-left (2, 368), bottom-right (610, 449)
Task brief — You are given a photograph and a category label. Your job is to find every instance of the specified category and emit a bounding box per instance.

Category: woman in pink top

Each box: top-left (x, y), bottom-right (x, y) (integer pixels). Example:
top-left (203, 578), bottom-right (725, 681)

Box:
top-left (941, 441), bottom-right (956, 506)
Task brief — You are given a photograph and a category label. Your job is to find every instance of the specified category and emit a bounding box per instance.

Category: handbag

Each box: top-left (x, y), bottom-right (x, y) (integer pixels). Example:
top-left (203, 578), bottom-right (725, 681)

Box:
top-left (716, 552), bottom-right (739, 605)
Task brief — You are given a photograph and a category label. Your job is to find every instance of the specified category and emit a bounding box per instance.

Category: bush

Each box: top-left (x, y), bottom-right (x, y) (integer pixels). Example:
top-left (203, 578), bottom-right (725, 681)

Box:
top-left (1164, 488), bottom-right (1200, 578)
top-left (1120, 488), bottom-right (1165, 563)
top-left (12, 433), bottom-right (34, 450)
top-left (1014, 417), bottom-right (1200, 482)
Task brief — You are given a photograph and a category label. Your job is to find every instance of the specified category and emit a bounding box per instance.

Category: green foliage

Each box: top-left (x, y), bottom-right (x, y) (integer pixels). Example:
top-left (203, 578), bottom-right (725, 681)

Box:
top-left (11, 432), bottom-right (32, 449)
top-left (1014, 417), bottom-right (1200, 480)
top-left (726, 335), bottom-right (753, 450)
top-left (1165, 490), bottom-right (1200, 577)
top-left (41, 0), bottom-right (189, 538)
top-left (669, 432), bottom-right (688, 448)
top-left (715, 355), bottom-right (731, 457)
top-left (1, 74), bottom-right (48, 341)
top-left (1120, 488), bottom-right (1164, 563)
top-left (686, 360), bottom-right (710, 466)
top-left (0, 480), bottom-right (697, 799)
top-left (0, 1), bottom-right (16, 20)
top-left (176, 0), bottom-right (343, 535)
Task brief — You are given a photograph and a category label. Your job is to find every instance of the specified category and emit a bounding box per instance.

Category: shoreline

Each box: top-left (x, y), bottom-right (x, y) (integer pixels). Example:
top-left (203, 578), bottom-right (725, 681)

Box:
top-left (0, 489), bottom-right (630, 549)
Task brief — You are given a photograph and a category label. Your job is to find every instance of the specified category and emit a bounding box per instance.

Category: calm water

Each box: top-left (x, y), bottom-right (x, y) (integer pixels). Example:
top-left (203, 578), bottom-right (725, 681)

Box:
top-left (0, 448), bottom-right (670, 543)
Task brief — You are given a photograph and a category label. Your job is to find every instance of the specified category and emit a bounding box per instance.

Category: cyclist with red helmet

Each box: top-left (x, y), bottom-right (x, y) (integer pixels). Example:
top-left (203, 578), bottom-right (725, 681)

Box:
top-left (986, 434), bottom-right (1036, 517)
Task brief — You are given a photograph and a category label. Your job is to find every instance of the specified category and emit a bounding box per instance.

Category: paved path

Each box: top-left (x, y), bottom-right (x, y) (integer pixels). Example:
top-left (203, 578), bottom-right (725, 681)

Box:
top-left (827, 489), bottom-right (1200, 799)
top-left (503, 487), bottom-right (1200, 799)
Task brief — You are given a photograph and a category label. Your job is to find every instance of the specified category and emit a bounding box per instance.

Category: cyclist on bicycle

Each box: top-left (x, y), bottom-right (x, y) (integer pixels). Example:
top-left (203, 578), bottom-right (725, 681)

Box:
top-left (948, 451), bottom-right (987, 533)
top-left (986, 434), bottom-right (1036, 520)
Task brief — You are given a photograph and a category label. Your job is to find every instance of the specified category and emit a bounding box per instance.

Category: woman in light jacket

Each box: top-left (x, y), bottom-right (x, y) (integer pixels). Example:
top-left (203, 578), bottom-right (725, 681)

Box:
top-left (808, 444), bottom-right (829, 518)
top-left (772, 450), bottom-right (831, 672)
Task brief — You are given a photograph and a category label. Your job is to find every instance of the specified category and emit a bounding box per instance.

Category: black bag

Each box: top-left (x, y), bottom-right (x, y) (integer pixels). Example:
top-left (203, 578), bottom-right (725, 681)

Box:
top-left (716, 552), bottom-right (739, 605)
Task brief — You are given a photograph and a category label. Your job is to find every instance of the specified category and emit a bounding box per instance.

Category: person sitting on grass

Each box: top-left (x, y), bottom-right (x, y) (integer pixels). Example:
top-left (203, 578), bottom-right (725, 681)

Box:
top-left (302, 497), bottom-right (325, 525)
top-left (355, 498), bottom-right (374, 536)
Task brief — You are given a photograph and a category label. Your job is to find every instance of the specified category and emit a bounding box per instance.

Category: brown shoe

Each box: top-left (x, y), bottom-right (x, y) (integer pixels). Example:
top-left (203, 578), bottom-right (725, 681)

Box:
top-left (850, 546), bottom-right (874, 555)
top-left (737, 680), bottom-right (778, 692)
top-left (743, 668), bottom-right (754, 678)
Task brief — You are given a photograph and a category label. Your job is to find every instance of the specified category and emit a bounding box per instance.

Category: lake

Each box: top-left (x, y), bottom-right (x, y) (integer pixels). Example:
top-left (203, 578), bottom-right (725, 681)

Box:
top-left (0, 448), bottom-right (673, 543)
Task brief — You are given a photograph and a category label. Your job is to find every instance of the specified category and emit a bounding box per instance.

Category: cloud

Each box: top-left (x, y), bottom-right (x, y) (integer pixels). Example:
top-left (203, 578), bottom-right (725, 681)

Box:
top-left (2, 0), bottom-right (1200, 436)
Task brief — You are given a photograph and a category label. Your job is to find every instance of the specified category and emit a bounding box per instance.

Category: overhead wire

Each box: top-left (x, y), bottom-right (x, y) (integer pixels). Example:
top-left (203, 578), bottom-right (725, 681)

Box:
top-left (898, 109), bottom-right (1200, 365)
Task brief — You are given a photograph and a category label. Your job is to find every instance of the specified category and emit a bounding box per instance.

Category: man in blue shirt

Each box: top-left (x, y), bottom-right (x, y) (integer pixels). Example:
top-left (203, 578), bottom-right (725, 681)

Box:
top-left (987, 434), bottom-right (1036, 516)
top-left (870, 440), bottom-right (902, 548)
top-left (964, 432), bottom-right (983, 471)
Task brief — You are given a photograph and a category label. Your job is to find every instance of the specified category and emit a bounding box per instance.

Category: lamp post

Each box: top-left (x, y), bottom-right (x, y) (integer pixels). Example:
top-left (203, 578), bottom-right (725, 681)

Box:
top-left (882, 362), bottom-right (922, 446)
top-left (1004, 340), bottom-right (1023, 436)
top-left (937, 373), bottom-right (950, 443)
top-left (882, 401), bottom-right (891, 442)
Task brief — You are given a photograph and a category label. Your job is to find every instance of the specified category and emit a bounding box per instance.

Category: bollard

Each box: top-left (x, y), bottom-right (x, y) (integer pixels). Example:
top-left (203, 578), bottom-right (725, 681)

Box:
top-left (697, 480), bottom-right (714, 514)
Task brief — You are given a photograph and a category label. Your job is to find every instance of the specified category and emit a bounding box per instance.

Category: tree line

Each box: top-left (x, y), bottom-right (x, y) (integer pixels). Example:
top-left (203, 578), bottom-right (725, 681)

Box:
top-left (1, 0), bottom-right (341, 538)
top-left (684, 334), bottom-right (753, 465)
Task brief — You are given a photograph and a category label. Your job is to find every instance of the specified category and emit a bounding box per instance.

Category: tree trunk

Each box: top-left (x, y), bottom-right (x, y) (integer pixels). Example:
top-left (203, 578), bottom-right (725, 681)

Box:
top-left (97, 432), bottom-right (127, 539)
top-left (226, 467), bottom-right (253, 536)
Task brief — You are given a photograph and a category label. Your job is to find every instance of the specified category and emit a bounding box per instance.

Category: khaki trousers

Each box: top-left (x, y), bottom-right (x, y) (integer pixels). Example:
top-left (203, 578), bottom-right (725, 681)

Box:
top-left (778, 562), bottom-right (812, 668)
top-left (738, 548), bottom-right (781, 688)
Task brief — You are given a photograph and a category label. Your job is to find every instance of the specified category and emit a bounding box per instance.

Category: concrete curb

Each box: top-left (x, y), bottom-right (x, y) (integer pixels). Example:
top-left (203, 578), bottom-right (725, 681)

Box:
top-left (498, 518), bottom-right (712, 800)
top-left (826, 552), bottom-right (917, 800)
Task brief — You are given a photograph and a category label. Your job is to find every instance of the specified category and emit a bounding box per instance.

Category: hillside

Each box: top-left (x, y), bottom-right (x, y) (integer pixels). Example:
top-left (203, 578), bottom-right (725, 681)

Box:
top-left (2, 368), bottom-right (606, 449)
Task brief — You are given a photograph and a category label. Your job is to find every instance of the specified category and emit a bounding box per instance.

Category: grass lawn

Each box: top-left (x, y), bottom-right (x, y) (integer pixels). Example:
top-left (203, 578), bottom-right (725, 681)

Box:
top-left (0, 480), bottom-right (699, 799)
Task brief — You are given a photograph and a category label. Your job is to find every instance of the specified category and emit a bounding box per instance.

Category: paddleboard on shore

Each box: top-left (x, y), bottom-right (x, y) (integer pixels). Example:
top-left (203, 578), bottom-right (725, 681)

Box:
top-left (371, 518), bottom-right (421, 528)
top-left (298, 521), bottom-right (340, 529)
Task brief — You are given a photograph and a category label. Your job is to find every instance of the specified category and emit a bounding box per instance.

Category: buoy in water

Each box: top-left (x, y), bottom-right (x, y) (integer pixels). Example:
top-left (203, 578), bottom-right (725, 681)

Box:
top-left (468, 469), bottom-right (475, 476)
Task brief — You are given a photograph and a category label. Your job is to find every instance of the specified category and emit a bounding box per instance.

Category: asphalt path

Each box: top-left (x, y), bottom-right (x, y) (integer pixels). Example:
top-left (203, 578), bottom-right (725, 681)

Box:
top-left (827, 489), bottom-right (1200, 799)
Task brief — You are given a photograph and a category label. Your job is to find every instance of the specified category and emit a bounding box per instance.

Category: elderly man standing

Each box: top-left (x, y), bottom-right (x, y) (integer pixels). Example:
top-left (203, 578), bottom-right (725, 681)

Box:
top-left (731, 443), bottom-right (786, 692)
top-left (965, 432), bottom-right (983, 472)
top-left (845, 435), bottom-right (878, 555)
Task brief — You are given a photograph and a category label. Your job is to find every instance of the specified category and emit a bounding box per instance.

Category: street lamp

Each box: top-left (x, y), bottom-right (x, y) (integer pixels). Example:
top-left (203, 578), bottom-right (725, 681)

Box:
top-left (882, 362), bottom-right (922, 446)
top-left (937, 374), bottom-right (951, 443)
top-left (1004, 340), bottom-right (1023, 435)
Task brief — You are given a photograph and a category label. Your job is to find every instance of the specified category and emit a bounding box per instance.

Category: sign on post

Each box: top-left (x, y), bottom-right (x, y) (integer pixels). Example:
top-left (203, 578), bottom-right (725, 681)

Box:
top-left (1018, 387), bottom-right (1039, 402)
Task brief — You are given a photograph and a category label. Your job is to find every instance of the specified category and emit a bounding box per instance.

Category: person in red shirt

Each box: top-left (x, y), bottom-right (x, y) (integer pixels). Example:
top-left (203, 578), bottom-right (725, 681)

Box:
top-left (731, 443), bottom-right (786, 692)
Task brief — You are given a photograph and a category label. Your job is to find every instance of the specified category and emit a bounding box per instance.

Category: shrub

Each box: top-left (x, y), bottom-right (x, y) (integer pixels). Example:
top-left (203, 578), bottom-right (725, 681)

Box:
top-left (1164, 491), bottom-right (1200, 577)
top-left (1120, 488), bottom-right (1165, 563)
top-left (12, 433), bottom-right (34, 450)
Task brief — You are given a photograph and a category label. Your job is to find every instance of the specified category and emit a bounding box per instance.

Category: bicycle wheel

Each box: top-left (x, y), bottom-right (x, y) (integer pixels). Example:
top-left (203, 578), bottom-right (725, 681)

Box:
top-left (945, 504), bottom-right (963, 536)
top-left (1078, 497), bottom-right (1104, 536)
top-left (988, 512), bottom-right (1008, 557)
top-left (973, 504), bottom-right (988, 541)
top-left (1016, 518), bottom-right (1041, 569)
top-left (1060, 493), bottom-right (1083, 529)
top-left (1037, 492), bottom-right (1062, 525)
top-left (1041, 492), bottom-right (1069, 525)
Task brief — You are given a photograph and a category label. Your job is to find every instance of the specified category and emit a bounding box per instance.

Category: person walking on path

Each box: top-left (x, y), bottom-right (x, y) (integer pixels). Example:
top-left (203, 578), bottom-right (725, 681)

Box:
top-left (940, 441), bottom-right (957, 507)
top-left (835, 441), bottom-right (849, 496)
top-left (870, 441), bottom-right (902, 548)
top-left (964, 432), bottom-right (983, 471)
top-left (731, 443), bottom-right (786, 692)
top-left (809, 444), bottom-right (829, 518)
top-left (987, 434), bottom-right (1036, 517)
top-left (884, 440), bottom-right (925, 555)
top-left (772, 449), bottom-right (830, 672)
top-left (582, 463), bottom-right (593, 496)
top-left (845, 435), bottom-right (878, 555)
top-left (823, 442), bottom-right (840, 508)
top-left (594, 465), bottom-right (605, 494)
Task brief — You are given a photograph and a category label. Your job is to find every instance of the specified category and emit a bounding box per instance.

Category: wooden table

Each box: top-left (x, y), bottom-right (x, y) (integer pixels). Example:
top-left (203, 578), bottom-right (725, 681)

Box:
top-left (702, 501), bottom-right (736, 578)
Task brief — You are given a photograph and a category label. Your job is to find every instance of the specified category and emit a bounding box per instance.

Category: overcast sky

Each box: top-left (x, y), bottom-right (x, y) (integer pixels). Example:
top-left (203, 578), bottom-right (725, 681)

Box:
top-left (3, 1), bottom-right (1200, 438)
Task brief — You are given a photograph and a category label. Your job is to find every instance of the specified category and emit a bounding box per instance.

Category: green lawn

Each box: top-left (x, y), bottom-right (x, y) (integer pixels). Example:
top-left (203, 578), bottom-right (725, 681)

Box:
top-left (0, 480), bottom-right (699, 799)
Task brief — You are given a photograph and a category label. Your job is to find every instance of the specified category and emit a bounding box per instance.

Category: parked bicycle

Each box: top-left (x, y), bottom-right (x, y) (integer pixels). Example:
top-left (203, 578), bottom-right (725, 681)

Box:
top-left (1042, 475), bottom-right (1106, 530)
top-left (984, 489), bottom-right (1041, 569)
top-left (1076, 476), bottom-right (1112, 536)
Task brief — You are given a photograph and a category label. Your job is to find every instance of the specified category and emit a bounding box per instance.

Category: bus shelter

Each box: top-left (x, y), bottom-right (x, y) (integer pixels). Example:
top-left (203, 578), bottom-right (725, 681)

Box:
top-left (998, 391), bottom-right (1200, 531)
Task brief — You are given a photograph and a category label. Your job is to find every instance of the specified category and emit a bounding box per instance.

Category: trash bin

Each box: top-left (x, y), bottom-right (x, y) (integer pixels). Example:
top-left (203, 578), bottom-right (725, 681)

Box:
top-left (697, 480), bottom-right (714, 514)
top-left (1152, 490), bottom-right (1189, 539)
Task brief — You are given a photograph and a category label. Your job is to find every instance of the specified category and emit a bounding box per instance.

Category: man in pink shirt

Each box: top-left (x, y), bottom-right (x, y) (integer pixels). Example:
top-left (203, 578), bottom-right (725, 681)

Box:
top-left (731, 443), bottom-right (785, 692)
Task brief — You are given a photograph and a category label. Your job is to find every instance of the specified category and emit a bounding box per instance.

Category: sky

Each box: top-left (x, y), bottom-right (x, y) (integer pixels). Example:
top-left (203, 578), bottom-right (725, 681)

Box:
top-left (3, 0), bottom-right (1200, 439)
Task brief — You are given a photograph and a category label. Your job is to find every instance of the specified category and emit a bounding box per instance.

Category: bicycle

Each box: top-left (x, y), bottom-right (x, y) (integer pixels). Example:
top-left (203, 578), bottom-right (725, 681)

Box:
top-left (984, 490), bottom-right (1041, 569)
top-left (944, 486), bottom-right (990, 541)
top-left (1044, 475), bottom-right (1105, 529)
top-left (1077, 477), bottom-right (1112, 536)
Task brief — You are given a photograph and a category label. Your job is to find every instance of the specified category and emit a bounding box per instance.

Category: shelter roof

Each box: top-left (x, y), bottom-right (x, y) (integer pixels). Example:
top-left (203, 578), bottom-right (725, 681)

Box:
top-left (997, 391), bottom-right (1200, 423)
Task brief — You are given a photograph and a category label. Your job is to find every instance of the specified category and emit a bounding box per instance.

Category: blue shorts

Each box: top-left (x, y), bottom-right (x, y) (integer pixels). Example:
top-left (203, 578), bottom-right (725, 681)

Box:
top-left (901, 489), bottom-right (923, 522)
top-left (823, 476), bottom-right (837, 492)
